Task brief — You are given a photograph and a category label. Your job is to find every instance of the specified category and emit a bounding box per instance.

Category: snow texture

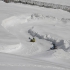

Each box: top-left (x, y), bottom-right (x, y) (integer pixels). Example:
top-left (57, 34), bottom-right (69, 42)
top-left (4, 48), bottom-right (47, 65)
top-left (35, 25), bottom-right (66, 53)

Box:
top-left (1, 1), bottom-right (70, 70)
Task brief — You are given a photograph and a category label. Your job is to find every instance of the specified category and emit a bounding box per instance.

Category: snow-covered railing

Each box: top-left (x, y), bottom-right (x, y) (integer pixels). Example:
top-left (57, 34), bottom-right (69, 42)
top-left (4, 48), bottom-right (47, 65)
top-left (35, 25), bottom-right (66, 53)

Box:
top-left (3, 0), bottom-right (70, 12)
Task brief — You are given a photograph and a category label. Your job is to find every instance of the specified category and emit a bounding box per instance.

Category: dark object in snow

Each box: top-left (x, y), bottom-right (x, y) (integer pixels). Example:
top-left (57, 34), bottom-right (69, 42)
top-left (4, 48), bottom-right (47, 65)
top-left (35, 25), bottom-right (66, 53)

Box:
top-left (29, 37), bottom-right (31, 39)
top-left (50, 43), bottom-right (57, 50)
top-left (29, 37), bottom-right (35, 42)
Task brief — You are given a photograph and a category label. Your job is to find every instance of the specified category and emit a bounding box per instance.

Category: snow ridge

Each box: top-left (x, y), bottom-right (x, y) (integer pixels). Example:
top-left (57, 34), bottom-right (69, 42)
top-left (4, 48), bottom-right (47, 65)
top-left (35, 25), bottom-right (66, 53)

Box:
top-left (31, 13), bottom-right (70, 24)
top-left (2, 13), bottom-right (70, 28)
top-left (28, 26), bottom-right (70, 51)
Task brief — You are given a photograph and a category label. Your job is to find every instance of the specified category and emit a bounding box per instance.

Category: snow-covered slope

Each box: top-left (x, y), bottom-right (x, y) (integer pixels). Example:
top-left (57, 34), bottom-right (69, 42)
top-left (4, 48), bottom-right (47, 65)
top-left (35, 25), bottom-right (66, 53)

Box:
top-left (0, 1), bottom-right (70, 70)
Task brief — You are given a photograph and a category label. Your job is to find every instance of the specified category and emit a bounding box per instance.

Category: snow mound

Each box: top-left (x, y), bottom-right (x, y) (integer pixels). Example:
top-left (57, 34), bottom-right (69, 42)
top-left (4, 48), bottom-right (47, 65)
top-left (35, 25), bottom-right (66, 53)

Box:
top-left (31, 13), bottom-right (70, 24)
top-left (28, 26), bottom-right (70, 51)
top-left (31, 13), bottom-right (46, 19)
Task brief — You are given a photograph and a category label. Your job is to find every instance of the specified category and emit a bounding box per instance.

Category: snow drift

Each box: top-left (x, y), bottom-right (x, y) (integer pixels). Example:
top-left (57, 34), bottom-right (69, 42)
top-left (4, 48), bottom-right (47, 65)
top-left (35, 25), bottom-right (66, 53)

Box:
top-left (28, 24), bottom-right (70, 51)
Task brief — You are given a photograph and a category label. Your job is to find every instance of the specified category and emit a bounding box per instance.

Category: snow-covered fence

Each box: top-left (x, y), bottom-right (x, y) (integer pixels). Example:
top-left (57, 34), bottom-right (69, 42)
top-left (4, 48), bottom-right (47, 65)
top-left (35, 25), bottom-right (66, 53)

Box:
top-left (3, 0), bottom-right (70, 12)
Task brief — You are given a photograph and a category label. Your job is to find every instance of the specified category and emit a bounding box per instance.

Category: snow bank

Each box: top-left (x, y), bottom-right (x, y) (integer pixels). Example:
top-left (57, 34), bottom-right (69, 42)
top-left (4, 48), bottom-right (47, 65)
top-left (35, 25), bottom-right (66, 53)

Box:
top-left (31, 13), bottom-right (70, 24)
top-left (28, 26), bottom-right (70, 51)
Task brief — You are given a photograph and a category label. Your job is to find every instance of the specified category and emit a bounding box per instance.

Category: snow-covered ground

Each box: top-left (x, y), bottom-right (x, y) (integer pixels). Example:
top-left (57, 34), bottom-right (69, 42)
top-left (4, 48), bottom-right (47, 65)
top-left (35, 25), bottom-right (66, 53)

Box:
top-left (0, 1), bottom-right (70, 70)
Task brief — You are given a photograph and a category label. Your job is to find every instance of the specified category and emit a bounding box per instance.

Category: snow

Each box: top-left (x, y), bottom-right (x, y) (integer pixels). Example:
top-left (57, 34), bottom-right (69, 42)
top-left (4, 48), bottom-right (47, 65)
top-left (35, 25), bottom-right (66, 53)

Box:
top-left (0, 0), bottom-right (70, 70)
top-left (0, 43), bottom-right (21, 53)
top-left (34, 0), bottom-right (70, 6)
